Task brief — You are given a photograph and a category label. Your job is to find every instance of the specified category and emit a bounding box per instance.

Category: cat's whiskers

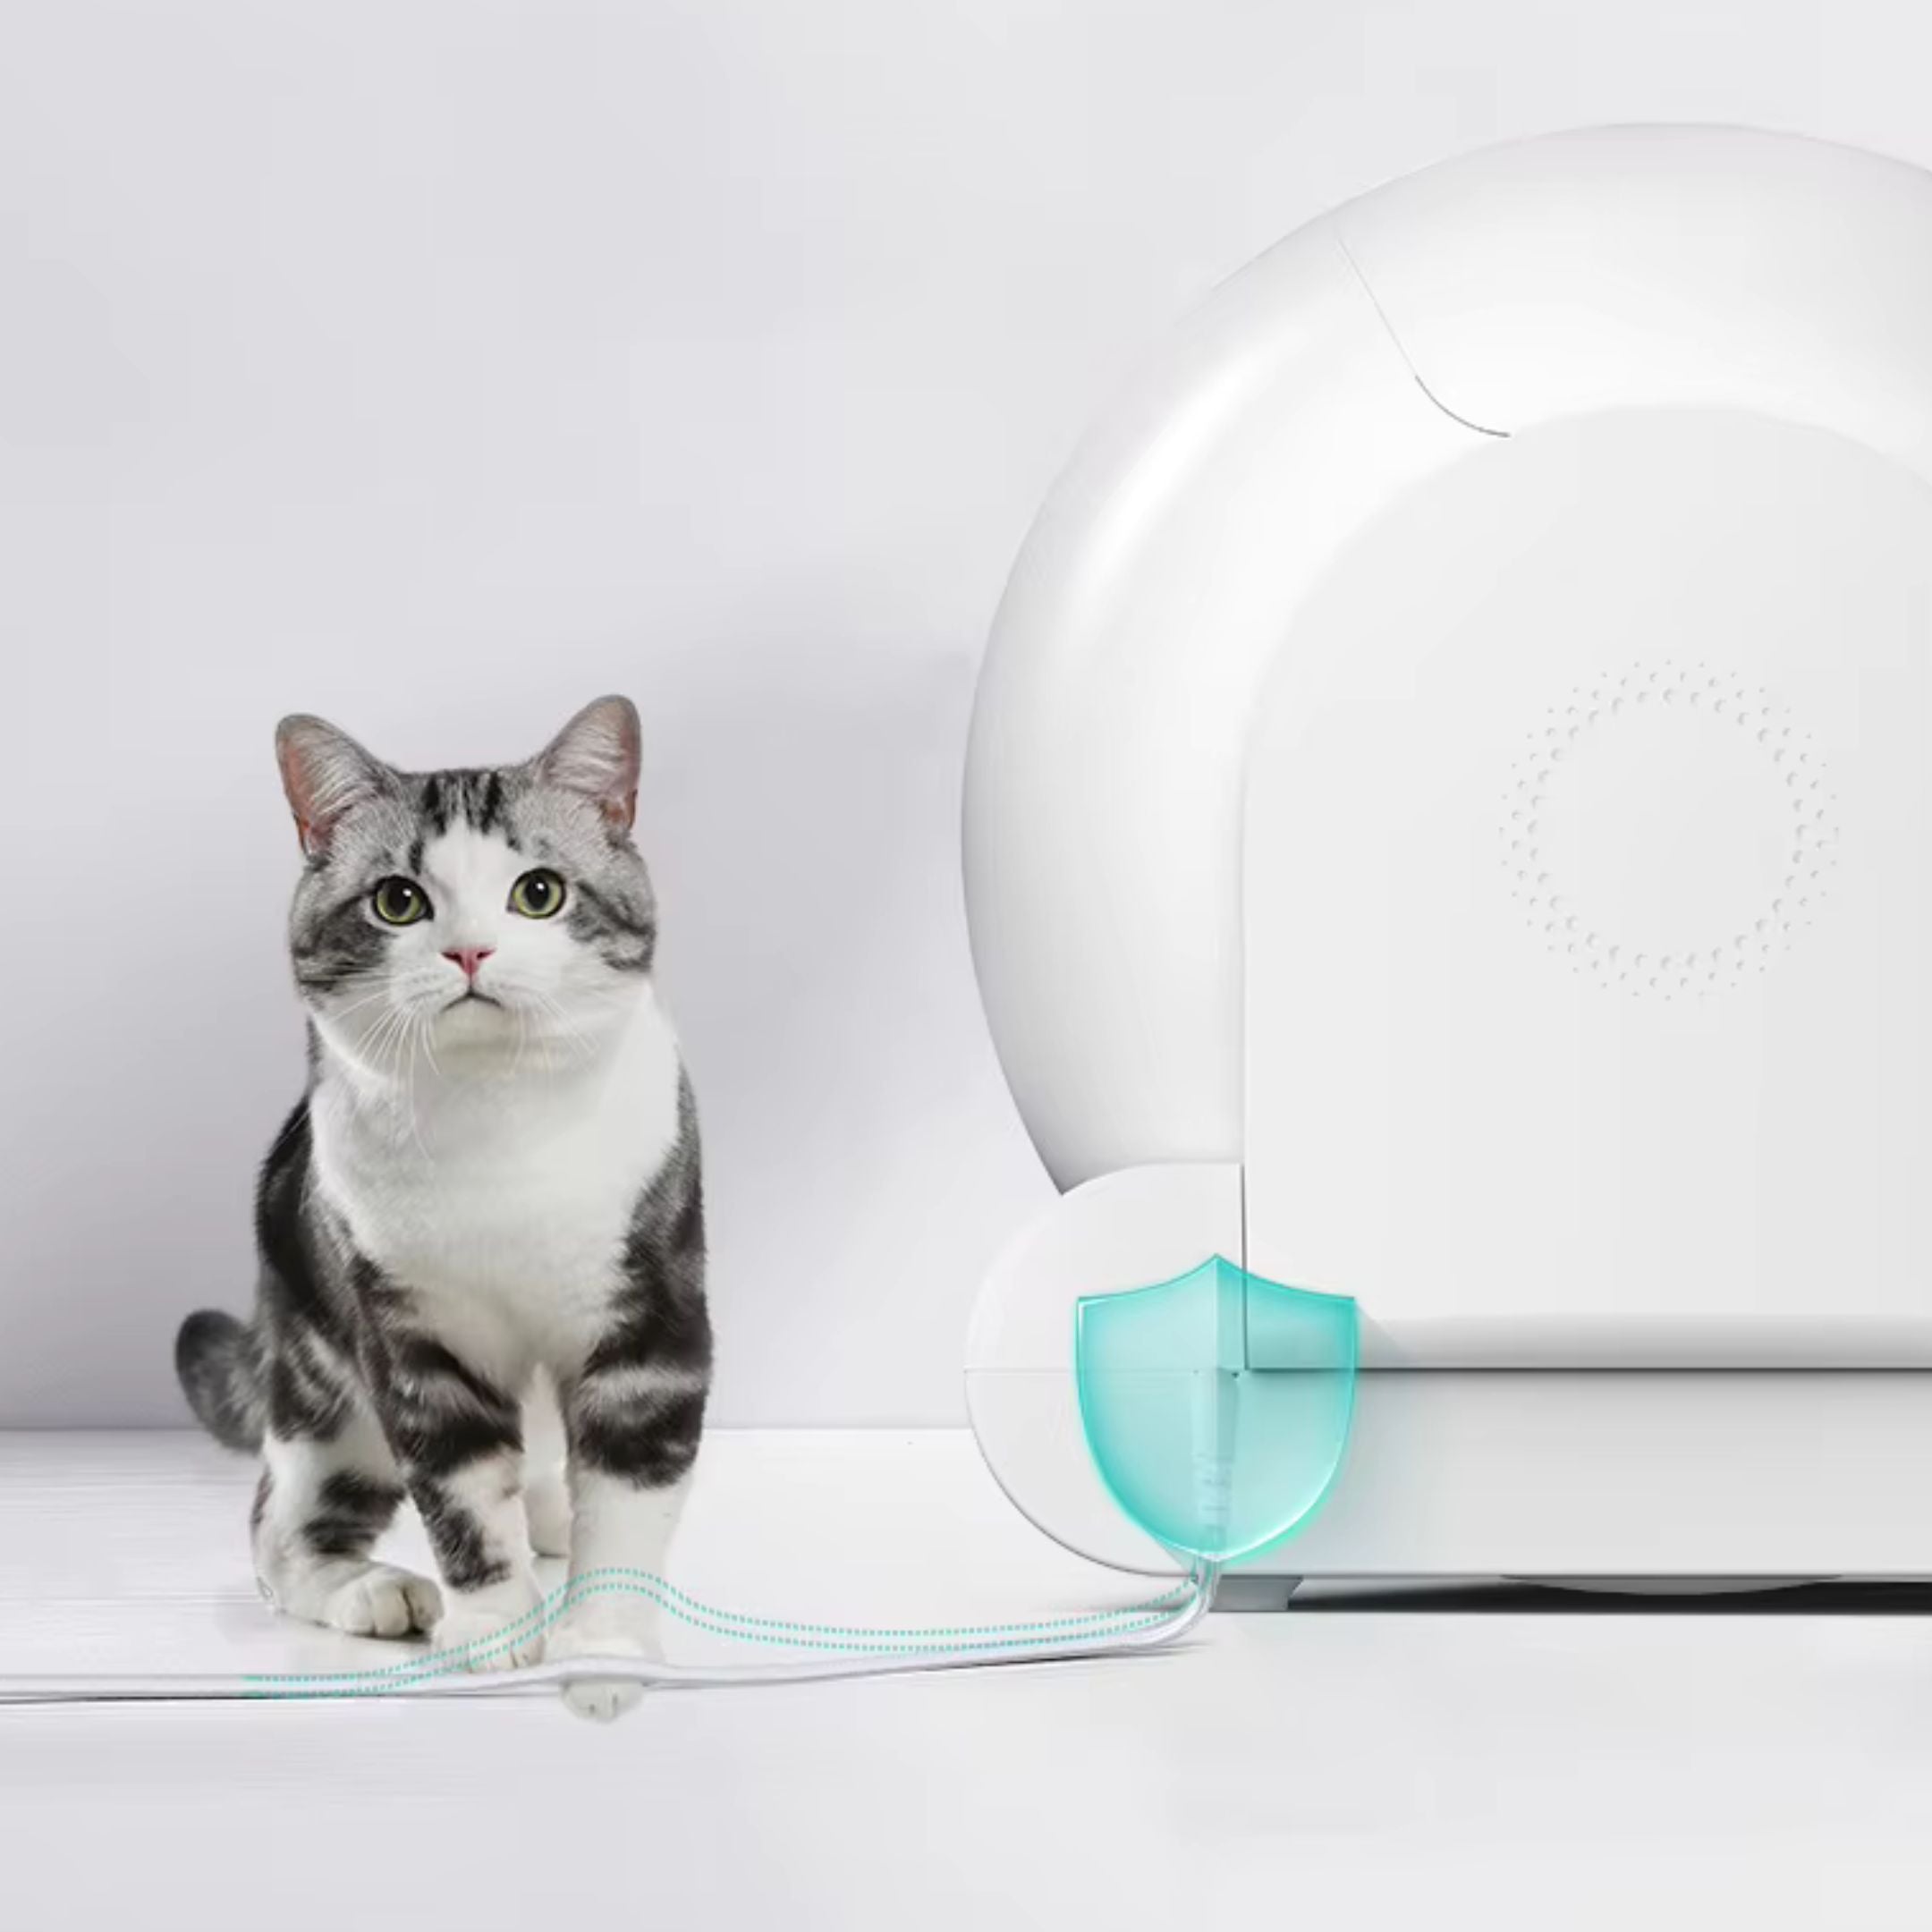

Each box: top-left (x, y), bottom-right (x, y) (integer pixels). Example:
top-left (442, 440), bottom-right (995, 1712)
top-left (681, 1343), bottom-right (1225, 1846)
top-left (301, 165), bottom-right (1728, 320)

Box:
top-left (326, 981), bottom-right (401, 1025)
top-left (414, 1002), bottom-right (444, 1082)
top-left (348, 1003), bottom-right (408, 1101)
top-left (398, 1006), bottom-right (435, 1165)
top-left (524, 984), bottom-right (600, 1068)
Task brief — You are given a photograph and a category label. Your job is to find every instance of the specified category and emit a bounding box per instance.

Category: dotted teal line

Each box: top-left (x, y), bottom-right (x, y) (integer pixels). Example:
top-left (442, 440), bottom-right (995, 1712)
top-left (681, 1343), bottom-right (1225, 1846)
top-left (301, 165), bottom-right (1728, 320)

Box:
top-left (244, 1570), bottom-right (1197, 1696)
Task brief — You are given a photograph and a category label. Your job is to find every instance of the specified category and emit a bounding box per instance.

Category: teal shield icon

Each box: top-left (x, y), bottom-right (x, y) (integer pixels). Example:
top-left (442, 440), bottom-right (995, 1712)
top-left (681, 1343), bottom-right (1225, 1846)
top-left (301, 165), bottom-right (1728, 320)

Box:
top-left (1074, 1257), bottom-right (1358, 1565)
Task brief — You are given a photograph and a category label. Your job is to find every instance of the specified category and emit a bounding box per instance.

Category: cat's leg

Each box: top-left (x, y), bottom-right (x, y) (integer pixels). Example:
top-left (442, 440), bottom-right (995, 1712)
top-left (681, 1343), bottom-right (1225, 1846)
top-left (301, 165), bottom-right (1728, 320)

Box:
top-left (524, 1469), bottom-right (573, 1562)
top-left (372, 1335), bottom-right (547, 1669)
top-left (549, 1080), bottom-right (711, 1719)
top-left (252, 1402), bottom-right (442, 1639)
top-left (548, 1355), bottom-right (709, 1721)
top-left (521, 1367), bottom-right (572, 1562)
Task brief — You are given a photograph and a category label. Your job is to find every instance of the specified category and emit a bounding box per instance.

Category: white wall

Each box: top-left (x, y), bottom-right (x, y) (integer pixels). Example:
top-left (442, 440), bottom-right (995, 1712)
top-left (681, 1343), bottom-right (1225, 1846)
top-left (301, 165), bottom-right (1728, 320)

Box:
top-left (4, 0), bottom-right (1931, 1426)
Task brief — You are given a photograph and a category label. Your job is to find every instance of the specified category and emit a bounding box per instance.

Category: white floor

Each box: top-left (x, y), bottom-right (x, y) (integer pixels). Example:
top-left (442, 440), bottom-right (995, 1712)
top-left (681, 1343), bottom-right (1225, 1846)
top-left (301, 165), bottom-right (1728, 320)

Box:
top-left (2, 1431), bottom-right (1929, 1928)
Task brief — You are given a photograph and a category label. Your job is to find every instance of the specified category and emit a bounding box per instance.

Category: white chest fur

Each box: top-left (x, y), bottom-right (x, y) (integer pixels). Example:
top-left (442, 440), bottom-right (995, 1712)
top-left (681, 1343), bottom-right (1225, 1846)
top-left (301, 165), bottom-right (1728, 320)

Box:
top-left (309, 985), bottom-right (686, 1379)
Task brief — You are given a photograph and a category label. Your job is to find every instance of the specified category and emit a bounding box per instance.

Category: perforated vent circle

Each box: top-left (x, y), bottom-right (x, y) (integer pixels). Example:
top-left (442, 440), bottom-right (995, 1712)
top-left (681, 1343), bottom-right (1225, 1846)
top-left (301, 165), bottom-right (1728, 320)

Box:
top-left (1500, 661), bottom-right (1837, 1000)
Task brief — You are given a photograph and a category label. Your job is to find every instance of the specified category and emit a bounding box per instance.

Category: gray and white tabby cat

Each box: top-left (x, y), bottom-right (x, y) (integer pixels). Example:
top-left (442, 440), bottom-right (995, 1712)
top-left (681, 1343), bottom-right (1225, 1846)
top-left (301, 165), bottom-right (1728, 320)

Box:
top-left (175, 695), bottom-right (708, 1719)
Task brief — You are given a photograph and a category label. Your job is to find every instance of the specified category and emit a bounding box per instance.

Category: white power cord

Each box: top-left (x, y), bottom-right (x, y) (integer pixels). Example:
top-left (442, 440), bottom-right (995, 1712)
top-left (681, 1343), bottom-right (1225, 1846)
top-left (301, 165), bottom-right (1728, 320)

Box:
top-left (0, 1563), bottom-right (1219, 1705)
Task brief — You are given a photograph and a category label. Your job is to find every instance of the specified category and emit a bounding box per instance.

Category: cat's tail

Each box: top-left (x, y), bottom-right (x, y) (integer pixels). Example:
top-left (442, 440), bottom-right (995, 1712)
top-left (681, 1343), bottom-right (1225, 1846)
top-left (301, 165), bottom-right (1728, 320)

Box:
top-left (174, 1310), bottom-right (267, 1452)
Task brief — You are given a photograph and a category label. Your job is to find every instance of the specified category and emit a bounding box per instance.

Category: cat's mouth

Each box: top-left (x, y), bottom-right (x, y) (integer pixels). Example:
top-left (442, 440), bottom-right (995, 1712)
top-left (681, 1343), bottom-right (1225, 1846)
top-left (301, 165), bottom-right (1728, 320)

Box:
top-left (442, 989), bottom-right (505, 1013)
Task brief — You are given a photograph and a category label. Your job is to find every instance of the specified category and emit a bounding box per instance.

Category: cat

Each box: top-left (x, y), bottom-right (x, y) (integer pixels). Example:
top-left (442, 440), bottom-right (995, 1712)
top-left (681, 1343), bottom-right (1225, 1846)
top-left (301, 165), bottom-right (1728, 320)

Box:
top-left (174, 695), bottom-right (710, 1719)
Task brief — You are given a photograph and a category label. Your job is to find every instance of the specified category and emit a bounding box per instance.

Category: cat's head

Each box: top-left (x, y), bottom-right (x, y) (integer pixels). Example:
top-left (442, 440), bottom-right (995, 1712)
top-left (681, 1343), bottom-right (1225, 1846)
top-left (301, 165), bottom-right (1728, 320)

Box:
top-left (274, 697), bottom-right (657, 1072)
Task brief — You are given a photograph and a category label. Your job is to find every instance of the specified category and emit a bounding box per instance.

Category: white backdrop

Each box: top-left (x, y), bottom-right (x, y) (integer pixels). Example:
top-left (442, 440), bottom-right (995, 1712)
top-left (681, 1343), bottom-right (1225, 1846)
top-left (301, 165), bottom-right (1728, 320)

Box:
top-left (4, 0), bottom-right (1931, 1426)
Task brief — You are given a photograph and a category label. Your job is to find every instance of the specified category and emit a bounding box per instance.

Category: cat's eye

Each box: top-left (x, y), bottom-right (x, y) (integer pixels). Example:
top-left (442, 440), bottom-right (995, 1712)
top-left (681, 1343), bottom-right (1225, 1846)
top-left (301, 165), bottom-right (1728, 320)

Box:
top-left (370, 877), bottom-right (431, 926)
top-left (509, 868), bottom-right (567, 919)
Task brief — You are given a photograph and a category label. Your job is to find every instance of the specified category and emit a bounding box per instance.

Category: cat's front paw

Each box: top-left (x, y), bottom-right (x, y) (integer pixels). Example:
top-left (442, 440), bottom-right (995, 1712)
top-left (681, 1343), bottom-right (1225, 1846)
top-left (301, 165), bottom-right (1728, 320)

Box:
top-left (311, 1563), bottom-right (444, 1640)
top-left (547, 1605), bottom-right (658, 1722)
top-left (433, 1570), bottom-right (549, 1672)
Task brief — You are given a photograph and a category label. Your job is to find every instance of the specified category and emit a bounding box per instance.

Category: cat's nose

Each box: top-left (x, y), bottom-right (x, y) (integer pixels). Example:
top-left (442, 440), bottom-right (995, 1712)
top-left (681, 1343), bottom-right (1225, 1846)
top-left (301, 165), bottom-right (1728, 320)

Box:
top-left (442, 947), bottom-right (495, 981)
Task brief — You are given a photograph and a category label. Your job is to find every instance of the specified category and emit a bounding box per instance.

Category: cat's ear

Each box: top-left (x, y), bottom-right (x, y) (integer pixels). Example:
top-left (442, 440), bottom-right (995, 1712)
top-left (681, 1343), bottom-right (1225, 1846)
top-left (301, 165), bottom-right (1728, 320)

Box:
top-left (275, 715), bottom-right (389, 859)
top-left (535, 695), bottom-right (640, 831)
